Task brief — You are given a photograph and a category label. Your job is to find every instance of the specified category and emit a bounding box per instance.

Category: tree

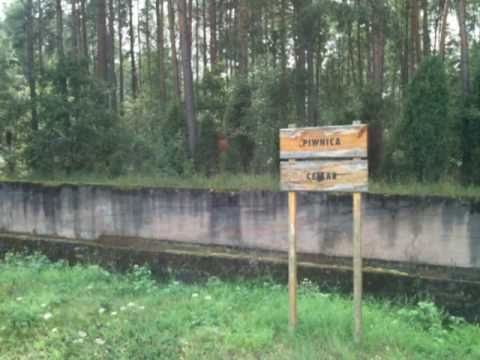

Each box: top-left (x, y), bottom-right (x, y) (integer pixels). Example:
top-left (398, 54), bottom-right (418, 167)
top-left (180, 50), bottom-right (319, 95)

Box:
top-left (25, 0), bottom-right (38, 131)
top-left (238, 0), bottom-right (249, 75)
top-left (209, 0), bottom-right (217, 67)
top-left (168, 0), bottom-right (181, 98)
top-left (461, 60), bottom-right (480, 183)
top-left (401, 56), bottom-right (450, 181)
top-left (96, 0), bottom-right (109, 81)
top-left (118, 0), bottom-right (125, 105)
top-left (155, 0), bottom-right (166, 99)
top-left (128, 0), bottom-right (139, 97)
top-left (456, 0), bottom-right (470, 98)
top-left (178, 0), bottom-right (197, 155)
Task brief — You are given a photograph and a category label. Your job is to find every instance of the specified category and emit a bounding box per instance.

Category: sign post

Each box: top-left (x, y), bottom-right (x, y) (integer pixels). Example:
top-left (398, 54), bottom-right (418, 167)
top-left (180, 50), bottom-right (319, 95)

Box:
top-left (279, 123), bottom-right (368, 342)
top-left (287, 124), bottom-right (298, 331)
top-left (353, 191), bottom-right (362, 344)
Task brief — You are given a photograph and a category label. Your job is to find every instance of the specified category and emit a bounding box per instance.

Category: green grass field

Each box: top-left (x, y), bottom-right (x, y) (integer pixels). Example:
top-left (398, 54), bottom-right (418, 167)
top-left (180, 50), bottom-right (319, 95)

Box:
top-left (1, 253), bottom-right (479, 359)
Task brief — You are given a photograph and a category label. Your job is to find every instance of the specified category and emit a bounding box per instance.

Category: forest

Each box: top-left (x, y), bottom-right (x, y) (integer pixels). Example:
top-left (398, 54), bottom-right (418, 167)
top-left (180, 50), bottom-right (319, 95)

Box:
top-left (0, 0), bottom-right (479, 185)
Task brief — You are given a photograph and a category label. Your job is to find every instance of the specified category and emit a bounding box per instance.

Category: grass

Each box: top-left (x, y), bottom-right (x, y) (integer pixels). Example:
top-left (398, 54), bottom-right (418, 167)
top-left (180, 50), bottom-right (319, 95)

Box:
top-left (1, 253), bottom-right (480, 359)
top-left (2, 173), bottom-right (480, 199)
top-left (370, 179), bottom-right (480, 199)
top-left (0, 173), bottom-right (280, 192)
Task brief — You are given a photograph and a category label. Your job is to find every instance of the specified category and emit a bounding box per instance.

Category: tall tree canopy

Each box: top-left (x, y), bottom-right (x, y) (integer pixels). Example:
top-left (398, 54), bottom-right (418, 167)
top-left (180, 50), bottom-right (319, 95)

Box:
top-left (0, 0), bottom-right (479, 182)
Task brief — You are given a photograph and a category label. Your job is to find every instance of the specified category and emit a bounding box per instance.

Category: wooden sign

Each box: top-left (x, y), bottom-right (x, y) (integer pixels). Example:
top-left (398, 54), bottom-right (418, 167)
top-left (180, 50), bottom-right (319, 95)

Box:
top-left (280, 123), bottom-right (367, 342)
top-left (279, 125), bottom-right (368, 159)
top-left (280, 159), bottom-right (368, 192)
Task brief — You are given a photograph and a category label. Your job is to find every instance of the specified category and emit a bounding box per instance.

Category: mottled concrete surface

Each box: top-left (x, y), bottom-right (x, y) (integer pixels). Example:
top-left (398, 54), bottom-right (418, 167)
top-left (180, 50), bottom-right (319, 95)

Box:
top-left (0, 182), bottom-right (479, 268)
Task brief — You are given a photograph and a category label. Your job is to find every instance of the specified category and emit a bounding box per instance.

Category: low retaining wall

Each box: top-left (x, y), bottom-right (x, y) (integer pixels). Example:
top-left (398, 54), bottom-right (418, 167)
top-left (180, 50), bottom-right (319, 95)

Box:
top-left (0, 182), bottom-right (479, 268)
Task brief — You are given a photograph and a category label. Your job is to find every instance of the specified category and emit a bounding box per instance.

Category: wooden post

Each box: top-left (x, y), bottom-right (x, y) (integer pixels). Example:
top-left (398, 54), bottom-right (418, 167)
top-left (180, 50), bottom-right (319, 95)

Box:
top-left (288, 124), bottom-right (298, 330)
top-left (353, 191), bottom-right (363, 344)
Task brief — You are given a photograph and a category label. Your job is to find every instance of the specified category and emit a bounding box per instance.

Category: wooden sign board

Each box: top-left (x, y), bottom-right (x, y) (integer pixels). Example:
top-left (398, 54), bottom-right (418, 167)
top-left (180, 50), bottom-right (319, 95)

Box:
top-left (280, 123), bottom-right (368, 339)
top-left (280, 159), bottom-right (368, 192)
top-left (279, 125), bottom-right (368, 159)
top-left (279, 124), bottom-right (368, 192)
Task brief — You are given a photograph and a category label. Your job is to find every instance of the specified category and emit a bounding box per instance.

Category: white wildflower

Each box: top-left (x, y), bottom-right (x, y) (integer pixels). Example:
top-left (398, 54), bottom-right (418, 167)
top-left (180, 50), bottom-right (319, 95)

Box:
top-left (16, 297), bottom-right (23, 302)
top-left (73, 338), bottom-right (84, 344)
top-left (120, 306), bottom-right (127, 312)
top-left (78, 331), bottom-right (87, 338)
top-left (204, 295), bottom-right (212, 301)
top-left (138, 306), bottom-right (145, 311)
top-left (95, 338), bottom-right (106, 345)
top-left (43, 312), bottom-right (53, 320)
top-left (41, 303), bottom-right (47, 308)
top-left (51, 328), bottom-right (58, 333)
top-left (192, 293), bottom-right (199, 298)
top-left (110, 311), bottom-right (117, 316)
top-left (127, 302), bottom-right (135, 307)
top-left (98, 308), bottom-right (106, 314)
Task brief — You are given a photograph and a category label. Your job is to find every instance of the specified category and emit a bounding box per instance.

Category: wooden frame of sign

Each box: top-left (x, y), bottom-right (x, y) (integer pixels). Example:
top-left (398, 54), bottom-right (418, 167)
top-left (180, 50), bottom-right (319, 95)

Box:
top-left (279, 122), bottom-right (368, 344)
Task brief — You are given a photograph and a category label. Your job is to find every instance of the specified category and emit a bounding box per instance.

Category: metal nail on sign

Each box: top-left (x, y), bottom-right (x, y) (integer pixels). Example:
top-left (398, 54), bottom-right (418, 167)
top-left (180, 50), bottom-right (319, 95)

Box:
top-left (279, 124), bottom-right (368, 192)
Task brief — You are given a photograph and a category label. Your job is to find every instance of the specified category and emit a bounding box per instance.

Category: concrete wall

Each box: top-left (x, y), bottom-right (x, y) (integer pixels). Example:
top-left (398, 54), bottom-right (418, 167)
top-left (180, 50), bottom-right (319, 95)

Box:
top-left (0, 182), bottom-right (479, 268)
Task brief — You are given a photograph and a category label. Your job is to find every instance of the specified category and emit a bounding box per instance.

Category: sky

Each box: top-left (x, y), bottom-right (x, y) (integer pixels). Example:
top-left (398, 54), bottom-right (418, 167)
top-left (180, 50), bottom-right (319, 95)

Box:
top-left (0, 0), bottom-right (12, 22)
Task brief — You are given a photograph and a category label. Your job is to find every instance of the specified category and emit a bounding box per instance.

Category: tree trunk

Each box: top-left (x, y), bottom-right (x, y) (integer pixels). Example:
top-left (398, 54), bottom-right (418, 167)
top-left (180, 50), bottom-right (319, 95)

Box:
top-left (145, 0), bottom-right (153, 91)
top-left (401, 0), bottom-right (410, 90)
top-left (456, 0), bottom-right (470, 98)
top-left (96, 0), bottom-right (109, 81)
top-left (202, 0), bottom-right (207, 72)
top-left (108, 0), bottom-right (117, 110)
top-left (306, 46), bottom-right (315, 125)
top-left (279, 0), bottom-right (287, 80)
top-left (238, 0), bottom-right (248, 76)
top-left (178, 0), bottom-right (197, 155)
top-left (439, 0), bottom-right (449, 59)
top-left (128, 0), bottom-right (139, 97)
top-left (209, 0), bottom-right (217, 67)
top-left (80, 0), bottom-right (89, 63)
top-left (410, 0), bottom-right (421, 73)
top-left (38, 0), bottom-right (44, 75)
top-left (71, 0), bottom-right (79, 59)
top-left (26, 0), bottom-right (38, 131)
top-left (422, 0), bottom-right (430, 57)
top-left (355, 0), bottom-right (363, 87)
top-left (118, 0), bottom-right (125, 106)
top-left (155, 0), bottom-right (166, 100)
top-left (56, 0), bottom-right (68, 96)
top-left (372, 1), bottom-right (385, 95)
top-left (167, 0), bottom-right (181, 98)
top-left (293, 0), bottom-right (306, 124)
top-left (195, 0), bottom-right (199, 82)
top-left (137, 0), bottom-right (143, 90)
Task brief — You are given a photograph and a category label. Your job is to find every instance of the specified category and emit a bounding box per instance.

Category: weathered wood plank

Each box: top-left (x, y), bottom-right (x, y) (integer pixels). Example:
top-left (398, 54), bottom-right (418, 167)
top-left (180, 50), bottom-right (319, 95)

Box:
top-left (280, 159), bottom-right (368, 192)
top-left (279, 125), bottom-right (368, 159)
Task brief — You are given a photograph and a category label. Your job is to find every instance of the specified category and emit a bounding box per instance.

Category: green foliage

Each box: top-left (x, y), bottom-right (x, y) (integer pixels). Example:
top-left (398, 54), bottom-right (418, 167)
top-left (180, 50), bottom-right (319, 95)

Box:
top-left (223, 78), bottom-right (255, 173)
top-left (24, 60), bottom-right (122, 175)
top-left (194, 115), bottom-right (219, 175)
top-left (117, 99), bottom-right (191, 176)
top-left (1, 254), bottom-right (480, 359)
top-left (248, 69), bottom-right (290, 173)
top-left (399, 56), bottom-right (451, 182)
top-left (461, 52), bottom-right (480, 184)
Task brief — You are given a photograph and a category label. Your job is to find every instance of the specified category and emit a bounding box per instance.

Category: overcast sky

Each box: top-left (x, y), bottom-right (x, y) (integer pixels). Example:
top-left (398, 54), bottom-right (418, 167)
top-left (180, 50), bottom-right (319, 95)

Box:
top-left (0, 0), bottom-right (12, 22)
